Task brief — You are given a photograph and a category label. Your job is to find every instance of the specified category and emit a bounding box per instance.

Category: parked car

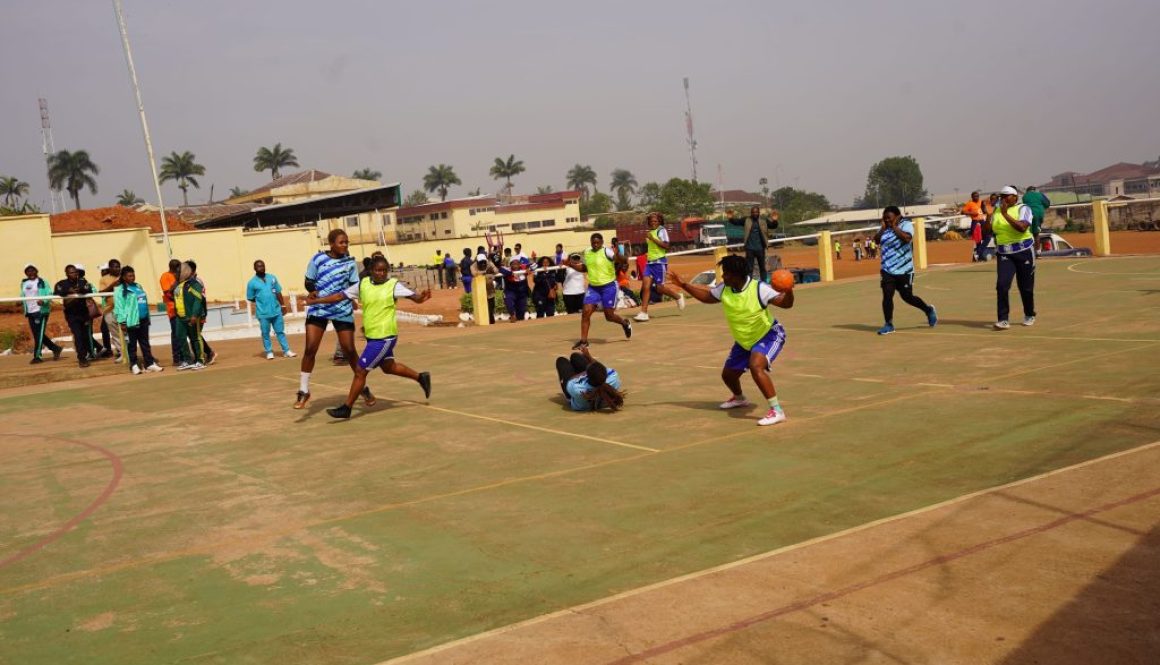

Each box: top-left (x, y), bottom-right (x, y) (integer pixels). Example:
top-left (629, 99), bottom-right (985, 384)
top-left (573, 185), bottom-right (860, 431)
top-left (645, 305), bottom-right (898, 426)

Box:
top-left (972, 233), bottom-right (1092, 262)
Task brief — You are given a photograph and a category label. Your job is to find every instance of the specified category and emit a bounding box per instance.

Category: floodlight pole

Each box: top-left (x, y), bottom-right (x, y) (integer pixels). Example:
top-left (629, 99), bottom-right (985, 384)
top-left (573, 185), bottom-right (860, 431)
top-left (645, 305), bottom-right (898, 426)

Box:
top-left (112, 0), bottom-right (172, 258)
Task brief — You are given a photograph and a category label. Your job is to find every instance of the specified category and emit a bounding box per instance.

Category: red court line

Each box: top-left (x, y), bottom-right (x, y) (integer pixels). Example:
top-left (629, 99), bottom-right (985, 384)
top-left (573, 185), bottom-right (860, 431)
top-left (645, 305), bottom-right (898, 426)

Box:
top-left (0, 434), bottom-right (124, 570)
top-left (604, 485), bottom-right (1160, 665)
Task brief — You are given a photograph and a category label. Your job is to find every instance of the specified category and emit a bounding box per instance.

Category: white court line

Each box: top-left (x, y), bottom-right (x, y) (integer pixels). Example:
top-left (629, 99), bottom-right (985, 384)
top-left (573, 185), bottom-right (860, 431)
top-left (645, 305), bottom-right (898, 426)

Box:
top-left (1066, 257), bottom-right (1160, 276)
top-left (379, 439), bottom-right (1160, 665)
top-left (273, 375), bottom-right (656, 453)
top-left (852, 378), bottom-right (885, 383)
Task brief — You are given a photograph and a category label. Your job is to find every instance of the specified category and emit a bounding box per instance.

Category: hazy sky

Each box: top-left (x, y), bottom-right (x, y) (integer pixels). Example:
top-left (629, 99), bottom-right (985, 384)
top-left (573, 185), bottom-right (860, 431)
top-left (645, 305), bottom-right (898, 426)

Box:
top-left (3, 0), bottom-right (1158, 211)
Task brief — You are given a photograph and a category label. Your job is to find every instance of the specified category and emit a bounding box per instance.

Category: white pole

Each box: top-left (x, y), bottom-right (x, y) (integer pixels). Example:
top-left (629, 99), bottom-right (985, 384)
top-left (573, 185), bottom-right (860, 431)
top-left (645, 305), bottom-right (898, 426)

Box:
top-left (112, 0), bottom-right (171, 258)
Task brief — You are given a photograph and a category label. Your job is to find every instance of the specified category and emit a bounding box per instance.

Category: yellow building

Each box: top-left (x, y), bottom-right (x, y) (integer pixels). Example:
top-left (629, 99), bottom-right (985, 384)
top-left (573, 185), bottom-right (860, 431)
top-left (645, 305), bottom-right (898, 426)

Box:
top-left (392, 190), bottom-right (583, 242)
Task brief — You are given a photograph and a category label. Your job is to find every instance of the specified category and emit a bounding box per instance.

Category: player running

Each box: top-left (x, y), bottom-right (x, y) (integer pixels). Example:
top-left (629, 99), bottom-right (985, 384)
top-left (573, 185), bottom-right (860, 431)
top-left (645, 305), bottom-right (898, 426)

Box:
top-left (634, 212), bottom-right (686, 322)
top-left (565, 232), bottom-right (631, 349)
top-left (669, 254), bottom-right (794, 426)
top-left (305, 255), bottom-right (433, 419)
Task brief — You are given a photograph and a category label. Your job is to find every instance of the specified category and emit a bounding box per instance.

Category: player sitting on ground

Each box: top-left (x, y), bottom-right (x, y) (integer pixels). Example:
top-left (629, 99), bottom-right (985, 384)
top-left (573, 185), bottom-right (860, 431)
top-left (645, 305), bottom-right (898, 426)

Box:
top-left (304, 255), bottom-right (433, 419)
top-left (668, 254), bottom-right (794, 426)
top-left (554, 345), bottom-right (625, 412)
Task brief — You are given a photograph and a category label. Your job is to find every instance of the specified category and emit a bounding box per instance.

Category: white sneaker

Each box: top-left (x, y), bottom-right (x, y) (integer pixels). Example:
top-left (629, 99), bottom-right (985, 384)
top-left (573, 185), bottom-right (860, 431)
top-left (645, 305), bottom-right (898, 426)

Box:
top-left (757, 408), bottom-right (787, 426)
top-left (283, 350), bottom-right (297, 358)
top-left (190, 362), bottom-right (206, 371)
top-left (678, 293), bottom-right (686, 311)
top-left (266, 352), bottom-right (275, 360)
top-left (176, 362), bottom-right (194, 371)
top-left (719, 396), bottom-right (753, 410)
top-left (131, 365), bottom-right (142, 375)
top-left (994, 320), bottom-right (1010, 330)
top-left (1022, 316), bottom-right (1036, 326)
top-left (146, 363), bottom-right (164, 373)
top-left (633, 312), bottom-right (650, 322)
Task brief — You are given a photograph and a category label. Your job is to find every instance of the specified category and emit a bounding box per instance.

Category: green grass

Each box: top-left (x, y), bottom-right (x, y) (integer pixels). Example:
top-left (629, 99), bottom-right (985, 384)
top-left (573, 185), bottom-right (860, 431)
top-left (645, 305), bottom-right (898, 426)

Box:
top-left (1, 256), bottom-right (1158, 665)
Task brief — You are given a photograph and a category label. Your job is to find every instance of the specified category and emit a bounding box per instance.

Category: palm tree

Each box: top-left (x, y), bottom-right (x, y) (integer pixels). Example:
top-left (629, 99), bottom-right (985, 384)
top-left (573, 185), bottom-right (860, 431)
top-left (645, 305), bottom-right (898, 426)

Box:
top-left (566, 164), bottom-right (597, 200)
top-left (0, 176), bottom-right (30, 207)
top-left (228, 186), bottom-right (249, 198)
top-left (422, 164), bottom-right (462, 201)
top-left (489, 154), bottom-right (525, 192)
top-left (638, 182), bottom-right (661, 208)
top-left (116, 189), bottom-right (145, 206)
top-left (252, 143), bottom-right (299, 180)
top-left (759, 176), bottom-right (770, 202)
top-left (159, 151), bottom-right (206, 206)
top-left (536, 185), bottom-right (554, 194)
top-left (609, 168), bottom-right (638, 211)
top-left (467, 187), bottom-right (481, 196)
top-left (352, 168), bottom-right (381, 181)
top-left (403, 189), bottom-right (429, 207)
top-left (47, 150), bottom-right (99, 210)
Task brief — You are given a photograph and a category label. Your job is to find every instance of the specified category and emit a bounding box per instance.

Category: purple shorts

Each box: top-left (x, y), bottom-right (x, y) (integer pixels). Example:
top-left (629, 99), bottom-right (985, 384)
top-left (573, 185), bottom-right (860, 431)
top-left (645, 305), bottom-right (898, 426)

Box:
top-left (724, 323), bottom-right (786, 372)
top-left (358, 336), bottom-right (398, 370)
top-left (645, 261), bottom-right (668, 284)
top-left (584, 282), bottom-right (618, 310)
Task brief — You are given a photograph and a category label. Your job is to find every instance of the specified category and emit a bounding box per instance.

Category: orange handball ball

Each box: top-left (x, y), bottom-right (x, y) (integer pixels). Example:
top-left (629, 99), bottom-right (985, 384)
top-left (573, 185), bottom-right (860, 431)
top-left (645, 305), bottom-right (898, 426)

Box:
top-left (771, 269), bottom-right (795, 292)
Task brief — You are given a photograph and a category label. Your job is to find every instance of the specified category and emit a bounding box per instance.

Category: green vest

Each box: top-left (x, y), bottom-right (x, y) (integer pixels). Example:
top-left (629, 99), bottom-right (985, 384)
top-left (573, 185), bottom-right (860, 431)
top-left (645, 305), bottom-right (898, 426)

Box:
top-left (584, 248), bottom-right (616, 286)
top-left (646, 227), bottom-right (666, 261)
top-left (360, 276), bottom-right (399, 339)
top-left (991, 204), bottom-right (1032, 246)
top-left (721, 279), bottom-right (772, 349)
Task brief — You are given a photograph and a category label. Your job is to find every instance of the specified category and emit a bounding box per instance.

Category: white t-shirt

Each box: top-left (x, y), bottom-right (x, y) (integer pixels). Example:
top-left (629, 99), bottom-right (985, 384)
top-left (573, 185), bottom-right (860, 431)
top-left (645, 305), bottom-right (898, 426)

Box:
top-left (563, 266), bottom-right (587, 295)
top-left (22, 279), bottom-right (42, 314)
top-left (343, 280), bottom-right (415, 301)
top-left (710, 277), bottom-right (781, 306)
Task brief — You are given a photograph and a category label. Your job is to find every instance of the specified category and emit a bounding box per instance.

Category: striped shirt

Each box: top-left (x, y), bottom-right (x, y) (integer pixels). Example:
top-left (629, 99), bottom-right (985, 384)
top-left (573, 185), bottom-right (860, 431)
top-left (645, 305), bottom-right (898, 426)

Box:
top-left (305, 251), bottom-right (359, 322)
top-left (879, 219), bottom-right (915, 275)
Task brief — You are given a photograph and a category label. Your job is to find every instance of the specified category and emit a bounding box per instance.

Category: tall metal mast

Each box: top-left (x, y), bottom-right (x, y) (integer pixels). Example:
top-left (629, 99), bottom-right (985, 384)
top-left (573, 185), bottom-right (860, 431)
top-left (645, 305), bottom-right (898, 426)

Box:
top-left (112, 0), bottom-right (172, 257)
top-left (38, 98), bottom-right (67, 213)
top-left (683, 77), bottom-right (698, 183)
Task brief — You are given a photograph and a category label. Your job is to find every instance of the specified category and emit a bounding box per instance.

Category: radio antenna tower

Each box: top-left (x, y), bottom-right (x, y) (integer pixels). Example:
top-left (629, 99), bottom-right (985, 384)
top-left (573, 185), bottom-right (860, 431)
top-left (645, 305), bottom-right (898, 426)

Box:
top-left (683, 77), bottom-right (698, 182)
top-left (38, 98), bottom-right (67, 213)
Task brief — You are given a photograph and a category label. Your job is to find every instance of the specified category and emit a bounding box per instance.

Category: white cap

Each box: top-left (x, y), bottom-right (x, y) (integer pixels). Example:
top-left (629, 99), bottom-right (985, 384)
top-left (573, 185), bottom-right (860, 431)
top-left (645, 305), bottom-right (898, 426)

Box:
top-left (24, 263), bottom-right (36, 271)
top-left (99, 262), bottom-right (109, 270)
top-left (476, 253), bottom-right (487, 262)
top-left (75, 263), bottom-right (86, 271)
top-left (999, 185), bottom-right (1020, 196)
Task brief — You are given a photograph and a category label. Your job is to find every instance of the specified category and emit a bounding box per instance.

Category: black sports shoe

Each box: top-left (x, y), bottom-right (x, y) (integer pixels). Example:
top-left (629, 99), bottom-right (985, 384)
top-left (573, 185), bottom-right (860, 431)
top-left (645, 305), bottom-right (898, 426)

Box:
top-left (622, 321), bottom-right (632, 339)
top-left (52, 348), bottom-right (62, 361)
top-left (571, 339), bottom-right (589, 350)
top-left (418, 372), bottom-right (432, 399)
top-left (327, 404), bottom-right (352, 419)
top-left (30, 357), bottom-right (44, 365)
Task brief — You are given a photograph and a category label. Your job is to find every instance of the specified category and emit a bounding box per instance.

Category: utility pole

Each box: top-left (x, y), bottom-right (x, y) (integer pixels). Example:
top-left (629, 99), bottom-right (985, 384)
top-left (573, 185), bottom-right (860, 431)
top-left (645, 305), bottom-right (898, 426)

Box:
top-left (38, 98), bottom-right (67, 213)
top-left (112, 0), bottom-right (172, 257)
top-left (683, 77), bottom-right (698, 183)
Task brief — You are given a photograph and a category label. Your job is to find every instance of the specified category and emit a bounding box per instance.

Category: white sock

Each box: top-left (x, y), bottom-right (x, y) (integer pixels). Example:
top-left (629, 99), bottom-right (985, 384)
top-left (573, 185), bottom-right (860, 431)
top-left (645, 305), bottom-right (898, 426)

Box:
top-left (299, 372), bottom-right (311, 393)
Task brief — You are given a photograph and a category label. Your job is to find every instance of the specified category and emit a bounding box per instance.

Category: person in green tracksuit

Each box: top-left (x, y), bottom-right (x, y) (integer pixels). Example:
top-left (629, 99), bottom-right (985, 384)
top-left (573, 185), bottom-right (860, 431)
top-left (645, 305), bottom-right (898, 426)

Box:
top-left (1021, 185), bottom-right (1051, 244)
top-left (668, 254), bottom-right (795, 427)
top-left (113, 266), bottom-right (163, 374)
top-left (20, 264), bottom-right (63, 364)
top-left (305, 255), bottom-right (432, 419)
top-left (174, 260), bottom-right (208, 370)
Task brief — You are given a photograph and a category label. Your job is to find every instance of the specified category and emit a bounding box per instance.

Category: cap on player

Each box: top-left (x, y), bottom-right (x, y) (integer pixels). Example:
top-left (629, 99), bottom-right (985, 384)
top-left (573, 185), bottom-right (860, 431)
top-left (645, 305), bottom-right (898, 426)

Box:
top-left (999, 185), bottom-right (1020, 196)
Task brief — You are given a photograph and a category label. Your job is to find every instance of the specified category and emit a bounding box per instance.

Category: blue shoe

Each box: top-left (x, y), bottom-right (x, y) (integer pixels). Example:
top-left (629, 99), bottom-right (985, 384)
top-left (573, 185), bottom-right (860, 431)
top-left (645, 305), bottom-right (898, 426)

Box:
top-left (927, 306), bottom-right (938, 327)
top-left (877, 324), bottom-right (895, 335)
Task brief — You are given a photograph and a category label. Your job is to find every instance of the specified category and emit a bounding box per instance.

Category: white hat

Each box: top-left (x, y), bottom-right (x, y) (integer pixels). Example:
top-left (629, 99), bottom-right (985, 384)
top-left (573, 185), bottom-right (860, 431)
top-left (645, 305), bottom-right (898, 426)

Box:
top-left (24, 263), bottom-right (36, 271)
top-left (99, 262), bottom-right (109, 270)
top-left (75, 263), bottom-right (86, 271)
top-left (476, 253), bottom-right (487, 262)
top-left (998, 185), bottom-right (1020, 196)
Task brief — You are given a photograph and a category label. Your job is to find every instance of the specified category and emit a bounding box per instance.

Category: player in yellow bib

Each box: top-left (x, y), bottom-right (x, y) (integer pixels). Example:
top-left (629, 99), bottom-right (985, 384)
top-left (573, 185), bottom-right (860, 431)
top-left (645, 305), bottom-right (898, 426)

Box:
top-left (669, 254), bottom-right (794, 426)
top-left (305, 256), bottom-right (433, 419)
top-left (634, 211), bottom-right (686, 322)
top-left (564, 232), bottom-right (632, 349)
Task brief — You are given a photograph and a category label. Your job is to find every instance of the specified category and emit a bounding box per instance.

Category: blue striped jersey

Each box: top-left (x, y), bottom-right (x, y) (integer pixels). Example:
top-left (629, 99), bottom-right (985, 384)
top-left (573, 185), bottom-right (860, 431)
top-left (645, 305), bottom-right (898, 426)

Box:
top-left (880, 219), bottom-right (915, 275)
top-left (305, 251), bottom-right (359, 322)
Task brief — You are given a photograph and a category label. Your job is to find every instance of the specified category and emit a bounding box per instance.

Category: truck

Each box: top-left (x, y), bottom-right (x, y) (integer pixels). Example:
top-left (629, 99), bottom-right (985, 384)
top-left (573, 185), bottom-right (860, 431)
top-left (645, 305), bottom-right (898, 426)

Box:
top-left (615, 217), bottom-right (726, 252)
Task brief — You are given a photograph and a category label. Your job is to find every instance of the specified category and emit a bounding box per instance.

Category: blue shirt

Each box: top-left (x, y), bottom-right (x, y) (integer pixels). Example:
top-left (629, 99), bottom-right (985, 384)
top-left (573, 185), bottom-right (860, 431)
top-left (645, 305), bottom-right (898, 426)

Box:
top-left (566, 369), bottom-right (622, 411)
top-left (879, 219), bottom-right (915, 275)
top-left (246, 273), bottom-right (284, 319)
top-left (305, 252), bottom-right (359, 322)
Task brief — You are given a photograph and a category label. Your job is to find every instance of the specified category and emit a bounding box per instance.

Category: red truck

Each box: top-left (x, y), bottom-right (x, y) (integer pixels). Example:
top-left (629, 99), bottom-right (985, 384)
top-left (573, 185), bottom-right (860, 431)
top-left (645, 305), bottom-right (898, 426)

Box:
top-left (614, 217), bottom-right (725, 252)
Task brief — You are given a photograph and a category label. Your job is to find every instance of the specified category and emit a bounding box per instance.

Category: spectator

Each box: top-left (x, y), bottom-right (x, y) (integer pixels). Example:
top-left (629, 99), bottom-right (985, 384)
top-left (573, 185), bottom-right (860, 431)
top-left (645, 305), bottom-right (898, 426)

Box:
top-left (113, 265), bottom-right (162, 374)
top-left (554, 243), bottom-right (565, 265)
top-left (98, 259), bottom-right (123, 360)
top-left (53, 264), bottom-right (96, 367)
top-left (500, 258), bottom-right (530, 322)
top-left (247, 259), bottom-right (296, 360)
top-left (432, 249), bottom-right (445, 288)
top-left (459, 248), bottom-right (475, 292)
top-left (20, 264), bottom-right (63, 364)
top-left (561, 252), bottom-right (586, 314)
top-left (961, 191), bottom-right (986, 260)
top-left (160, 259), bottom-right (184, 365)
top-left (731, 206), bottom-right (778, 282)
top-left (174, 261), bottom-right (208, 370)
top-left (513, 243), bottom-right (530, 266)
top-left (834, 238), bottom-right (841, 260)
top-left (531, 256), bottom-right (557, 318)
top-left (443, 251), bottom-right (458, 289)
top-left (864, 237), bottom-right (873, 259)
top-left (1022, 185), bottom-right (1051, 245)
top-left (191, 263), bottom-right (217, 366)
top-left (470, 253), bottom-right (500, 324)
